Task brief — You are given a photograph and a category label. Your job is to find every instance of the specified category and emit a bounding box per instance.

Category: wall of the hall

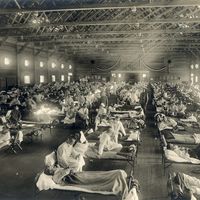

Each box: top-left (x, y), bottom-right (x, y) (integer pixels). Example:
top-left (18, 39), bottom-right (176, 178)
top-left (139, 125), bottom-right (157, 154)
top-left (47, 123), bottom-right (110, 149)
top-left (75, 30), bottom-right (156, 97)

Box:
top-left (149, 55), bottom-right (191, 82)
top-left (73, 54), bottom-right (192, 83)
top-left (73, 56), bottom-right (113, 81)
top-left (0, 43), bottom-right (74, 89)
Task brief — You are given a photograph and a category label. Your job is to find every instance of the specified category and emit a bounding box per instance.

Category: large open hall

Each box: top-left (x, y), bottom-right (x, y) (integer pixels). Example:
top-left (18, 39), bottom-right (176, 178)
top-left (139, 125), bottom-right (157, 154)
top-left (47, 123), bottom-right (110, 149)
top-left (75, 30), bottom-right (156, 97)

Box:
top-left (0, 0), bottom-right (200, 200)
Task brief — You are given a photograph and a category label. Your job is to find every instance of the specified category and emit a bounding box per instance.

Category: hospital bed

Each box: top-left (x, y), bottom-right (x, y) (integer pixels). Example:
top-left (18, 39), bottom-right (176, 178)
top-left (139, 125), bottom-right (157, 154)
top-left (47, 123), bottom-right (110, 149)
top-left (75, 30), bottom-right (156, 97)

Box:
top-left (160, 131), bottom-right (200, 146)
top-left (86, 128), bottom-right (141, 144)
top-left (34, 150), bottom-right (139, 200)
top-left (85, 129), bottom-right (140, 159)
top-left (85, 142), bottom-right (136, 171)
top-left (160, 135), bottom-right (200, 175)
top-left (35, 168), bottom-right (139, 200)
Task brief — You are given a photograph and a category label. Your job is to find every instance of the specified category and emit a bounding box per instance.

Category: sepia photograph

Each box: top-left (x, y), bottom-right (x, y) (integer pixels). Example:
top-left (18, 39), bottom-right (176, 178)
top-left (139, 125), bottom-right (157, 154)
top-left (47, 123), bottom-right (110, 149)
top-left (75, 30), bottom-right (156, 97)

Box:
top-left (0, 0), bottom-right (199, 199)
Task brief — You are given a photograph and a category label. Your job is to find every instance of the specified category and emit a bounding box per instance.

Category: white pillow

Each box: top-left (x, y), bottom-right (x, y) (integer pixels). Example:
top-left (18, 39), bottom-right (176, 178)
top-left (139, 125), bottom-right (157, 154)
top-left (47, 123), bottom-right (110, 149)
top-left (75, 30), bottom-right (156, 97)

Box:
top-left (36, 172), bottom-right (56, 191)
top-left (44, 152), bottom-right (56, 167)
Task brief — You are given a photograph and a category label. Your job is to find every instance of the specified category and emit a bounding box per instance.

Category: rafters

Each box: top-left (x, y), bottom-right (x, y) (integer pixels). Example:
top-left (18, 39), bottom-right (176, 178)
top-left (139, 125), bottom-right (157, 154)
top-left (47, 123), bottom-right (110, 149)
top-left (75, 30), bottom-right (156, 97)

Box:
top-left (0, 0), bottom-right (200, 13)
top-left (1, 17), bottom-right (200, 30)
top-left (0, 0), bottom-right (199, 59)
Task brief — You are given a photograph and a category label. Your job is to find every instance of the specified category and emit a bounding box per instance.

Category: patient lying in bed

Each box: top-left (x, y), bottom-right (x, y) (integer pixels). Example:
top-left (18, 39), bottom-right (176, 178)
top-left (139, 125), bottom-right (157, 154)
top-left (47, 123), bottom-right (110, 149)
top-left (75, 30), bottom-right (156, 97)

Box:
top-left (165, 144), bottom-right (200, 164)
top-left (157, 115), bottom-right (177, 131)
top-left (170, 172), bottom-right (200, 200)
top-left (40, 167), bottom-right (129, 199)
top-left (37, 150), bottom-right (139, 200)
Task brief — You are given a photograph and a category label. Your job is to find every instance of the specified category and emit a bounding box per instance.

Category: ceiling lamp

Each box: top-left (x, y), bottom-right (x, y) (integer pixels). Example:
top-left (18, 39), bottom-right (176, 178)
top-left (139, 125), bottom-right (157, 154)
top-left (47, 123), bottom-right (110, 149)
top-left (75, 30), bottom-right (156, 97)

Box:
top-left (135, 23), bottom-right (140, 28)
top-left (142, 73), bottom-right (146, 78)
top-left (131, 6), bottom-right (137, 12)
top-left (31, 12), bottom-right (50, 25)
top-left (17, 12), bottom-right (23, 16)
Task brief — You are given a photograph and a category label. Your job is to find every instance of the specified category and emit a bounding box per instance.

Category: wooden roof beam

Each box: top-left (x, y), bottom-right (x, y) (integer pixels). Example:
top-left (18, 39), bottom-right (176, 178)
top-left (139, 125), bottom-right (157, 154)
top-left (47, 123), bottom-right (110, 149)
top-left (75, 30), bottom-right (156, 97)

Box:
top-left (0, 0), bottom-right (200, 14)
top-left (1, 18), bottom-right (200, 29)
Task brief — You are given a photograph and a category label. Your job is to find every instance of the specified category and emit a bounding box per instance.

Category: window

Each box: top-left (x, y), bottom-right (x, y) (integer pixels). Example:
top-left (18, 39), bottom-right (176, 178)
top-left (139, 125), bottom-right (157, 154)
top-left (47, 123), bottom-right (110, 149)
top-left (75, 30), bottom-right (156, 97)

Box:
top-left (4, 57), bottom-right (10, 65)
top-left (191, 77), bottom-right (194, 85)
top-left (195, 76), bottom-right (198, 83)
top-left (61, 64), bottom-right (64, 69)
top-left (191, 73), bottom-right (194, 77)
top-left (112, 73), bottom-right (116, 77)
top-left (40, 61), bottom-right (44, 68)
top-left (52, 62), bottom-right (56, 68)
top-left (118, 74), bottom-right (121, 78)
top-left (68, 73), bottom-right (73, 76)
top-left (195, 64), bottom-right (199, 69)
top-left (191, 64), bottom-right (194, 69)
top-left (25, 59), bottom-right (29, 67)
top-left (68, 76), bottom-right (71, 83)
top-left (61, 75), bottom-right (65, 81)
top-left (24, 75), bottom-right (30, 84)
top-left (142, 73), bottom-right (146, 78)
top-left (52, 75), bottom-right (56, 82)
top-left (40, 75), bottom-right (45, 83)
top-left (69, 65), bottom-right (72, 69)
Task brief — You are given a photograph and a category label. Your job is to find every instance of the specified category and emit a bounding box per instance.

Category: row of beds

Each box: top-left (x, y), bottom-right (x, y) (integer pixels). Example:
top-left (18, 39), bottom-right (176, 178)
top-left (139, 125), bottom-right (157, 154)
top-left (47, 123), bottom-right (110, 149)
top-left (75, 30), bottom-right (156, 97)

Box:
top-left (0, 118), bottom-right (52, 154)
top-left (153, 85), bottom-right (200, 200)
top-left (33, 103), bottom-right (145, 200)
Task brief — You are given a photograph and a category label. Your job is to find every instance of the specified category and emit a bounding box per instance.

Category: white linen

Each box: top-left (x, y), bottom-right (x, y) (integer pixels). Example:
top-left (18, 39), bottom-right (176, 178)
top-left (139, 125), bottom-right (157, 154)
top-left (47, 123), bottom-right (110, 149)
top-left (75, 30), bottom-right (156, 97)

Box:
top-left (165, 149), bottom-right (200, 164)
top-left (183, 173), bottom-right (200, 199)
top-left (126, 131), bottom-right (140, 142)
top-left (193, 134), bottom-right (200, 144)
top-left (18, 131), bottom-right (23, 143)
top-left (36, 172), bottom-right (118, 195)
top-left (124, 187), bottom-right (139, 200)
top-left (180, 115), bottom-right (197, 123)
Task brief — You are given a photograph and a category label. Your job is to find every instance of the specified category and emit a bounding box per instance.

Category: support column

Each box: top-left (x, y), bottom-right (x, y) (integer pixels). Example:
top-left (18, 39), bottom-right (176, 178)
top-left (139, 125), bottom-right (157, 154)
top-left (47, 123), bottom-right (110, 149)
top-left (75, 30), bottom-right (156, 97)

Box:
top-left (16, 45), bottom-right (20, 86)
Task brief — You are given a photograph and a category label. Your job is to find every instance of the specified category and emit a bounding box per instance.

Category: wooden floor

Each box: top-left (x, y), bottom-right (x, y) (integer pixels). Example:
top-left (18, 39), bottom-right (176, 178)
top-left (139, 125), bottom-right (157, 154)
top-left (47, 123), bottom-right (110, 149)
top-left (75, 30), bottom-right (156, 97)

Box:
top-left (135, 126), bottom-right (169, 200)
top-left (0, 104), bottom-right (171, 200)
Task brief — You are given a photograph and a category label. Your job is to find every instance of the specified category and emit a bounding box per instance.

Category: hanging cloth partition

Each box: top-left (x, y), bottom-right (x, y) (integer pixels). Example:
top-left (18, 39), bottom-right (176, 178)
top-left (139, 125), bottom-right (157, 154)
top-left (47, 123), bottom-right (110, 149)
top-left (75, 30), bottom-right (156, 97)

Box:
top-left (94, 57), bottom-right (121, 72)
top-left (141, 59), bottom-right (167, 72)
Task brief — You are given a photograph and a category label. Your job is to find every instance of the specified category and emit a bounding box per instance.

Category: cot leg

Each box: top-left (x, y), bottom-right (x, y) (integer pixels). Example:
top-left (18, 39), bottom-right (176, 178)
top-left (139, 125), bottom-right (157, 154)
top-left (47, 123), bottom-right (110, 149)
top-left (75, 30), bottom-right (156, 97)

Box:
top-left (16, 142), bottom-right (22, 151)
top-left (163, 159), bottom-right (166, 176)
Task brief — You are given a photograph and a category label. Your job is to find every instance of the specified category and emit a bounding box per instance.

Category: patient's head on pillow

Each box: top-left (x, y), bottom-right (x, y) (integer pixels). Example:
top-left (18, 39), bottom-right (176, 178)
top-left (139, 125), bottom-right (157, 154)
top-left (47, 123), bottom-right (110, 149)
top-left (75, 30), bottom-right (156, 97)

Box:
top-left (66, 134), bottom-right (77, 145)
top-left (44, 165), bottom-right (57, 175)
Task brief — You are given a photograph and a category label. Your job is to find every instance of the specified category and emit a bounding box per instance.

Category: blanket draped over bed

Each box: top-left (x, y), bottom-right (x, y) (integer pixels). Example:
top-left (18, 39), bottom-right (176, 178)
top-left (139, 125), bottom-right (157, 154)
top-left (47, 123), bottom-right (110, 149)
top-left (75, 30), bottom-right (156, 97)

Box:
top-left (173, 172), bottom-right (200, 200)
top-left (36, 169), bottom-right (129, 200)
